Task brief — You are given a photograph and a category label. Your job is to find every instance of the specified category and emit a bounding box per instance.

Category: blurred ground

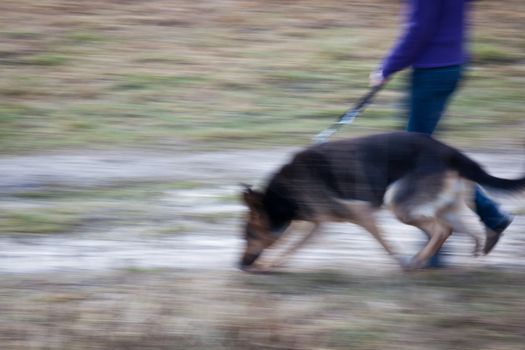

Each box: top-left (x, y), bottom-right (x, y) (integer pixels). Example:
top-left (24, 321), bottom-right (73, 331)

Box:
top-left (0, 147), bottom-right (525, 350)
top-left (1, 0), bottom-right (525, 349)
top-left (0, 147), bottom-right (524, 273)
top-left (2, 269), bottom-right (525, 350)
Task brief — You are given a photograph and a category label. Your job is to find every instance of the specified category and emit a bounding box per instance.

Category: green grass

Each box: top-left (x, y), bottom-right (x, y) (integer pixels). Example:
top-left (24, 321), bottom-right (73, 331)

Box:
top-left (113, 74), bottom-right (206, 91)
top-left (13, 181), bottom-right (203, 201)
top-left (0, 180), bottom-right (213, 236)
top-left (0, 209), bottom-right (82, 235)
top-left (0, 0), bottom-right (523, 153)
top-left (471, 42), bottom-right (521, 64)
top-left (22, 53), bottom-right (70, 66)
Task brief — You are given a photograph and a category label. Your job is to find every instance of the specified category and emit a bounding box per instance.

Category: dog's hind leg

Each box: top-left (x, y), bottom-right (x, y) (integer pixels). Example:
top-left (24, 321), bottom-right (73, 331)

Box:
top-left (405, 219), bottom-right (452, 269)
top-left (386, 171), bottom-right (461, 269)
top-left (440, 204), bottom-right (484, 256)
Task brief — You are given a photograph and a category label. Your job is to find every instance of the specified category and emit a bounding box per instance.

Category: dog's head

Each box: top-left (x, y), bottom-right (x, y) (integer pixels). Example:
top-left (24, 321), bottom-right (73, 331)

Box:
top-left (239, 185), bottom-right (278, 270)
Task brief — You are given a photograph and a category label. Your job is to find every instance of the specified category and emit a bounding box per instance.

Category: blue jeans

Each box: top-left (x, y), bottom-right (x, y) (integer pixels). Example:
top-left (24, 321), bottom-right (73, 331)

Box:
top-left (408, 66), bottom-right (505, 265)
top-left (408, 65), bottom-right (462, 134)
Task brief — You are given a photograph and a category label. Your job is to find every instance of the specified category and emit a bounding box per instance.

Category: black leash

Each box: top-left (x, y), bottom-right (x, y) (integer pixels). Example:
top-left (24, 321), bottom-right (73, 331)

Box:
top-left (313, 84), bottom-right (383, 144)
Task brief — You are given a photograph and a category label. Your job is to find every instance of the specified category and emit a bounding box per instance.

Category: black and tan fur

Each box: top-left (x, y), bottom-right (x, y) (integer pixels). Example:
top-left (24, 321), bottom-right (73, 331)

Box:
top-left (240, 132), bottom-right (525, 271)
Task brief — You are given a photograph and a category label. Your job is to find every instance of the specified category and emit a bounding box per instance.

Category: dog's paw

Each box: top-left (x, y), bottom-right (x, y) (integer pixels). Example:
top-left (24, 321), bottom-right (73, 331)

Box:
top-left (241, 263), bottom-right (273, 274)
top-left (244, 258), bottom-right (286, 273)
top-left (257, 260), bottom-right (283, 272)
top-left (399, 256), bottom-right (427, 271)
top-left (472, 240), bottom-right (483, 257)
top-left (397, 256), bottom-right (416, 271)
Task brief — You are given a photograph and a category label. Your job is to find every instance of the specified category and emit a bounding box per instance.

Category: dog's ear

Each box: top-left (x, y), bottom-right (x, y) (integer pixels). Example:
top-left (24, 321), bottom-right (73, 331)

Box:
top-left (240, 183), bottom-right (263, 209)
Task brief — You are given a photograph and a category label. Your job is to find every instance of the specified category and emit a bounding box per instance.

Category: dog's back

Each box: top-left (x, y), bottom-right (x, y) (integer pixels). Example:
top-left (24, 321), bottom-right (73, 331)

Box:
top-left (270, 132), bottom-right (525, 208)
top-left (306, 132), bottom-right (449, 203)
top-left (265, 132), bottom-right (454, 220)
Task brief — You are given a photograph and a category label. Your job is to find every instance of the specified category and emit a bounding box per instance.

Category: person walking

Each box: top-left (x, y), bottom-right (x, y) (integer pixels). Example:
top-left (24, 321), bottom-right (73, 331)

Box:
top-left (369, 0), bottom-right (513, 265)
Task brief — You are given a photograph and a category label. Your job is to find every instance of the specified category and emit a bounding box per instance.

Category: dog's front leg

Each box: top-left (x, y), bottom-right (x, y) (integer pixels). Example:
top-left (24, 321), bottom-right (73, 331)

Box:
top-left (349, 205), bottom-right (405, 265)
top-left (258, 222), bottom-right (321, 270)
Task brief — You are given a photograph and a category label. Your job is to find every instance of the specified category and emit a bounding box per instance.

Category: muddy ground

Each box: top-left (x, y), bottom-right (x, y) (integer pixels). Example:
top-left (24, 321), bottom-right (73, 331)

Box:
top-left (1, 147), bottom-right (524, 273)
top-left (1, 147), bottom-right (525, 350)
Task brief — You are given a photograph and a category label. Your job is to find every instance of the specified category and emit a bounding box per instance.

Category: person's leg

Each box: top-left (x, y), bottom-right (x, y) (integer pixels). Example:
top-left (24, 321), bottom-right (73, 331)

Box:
top-left (407, 66), bottom-right (463, 267)
top-left (408, 65), bottom-right (462, 135)
top-left (474, 187), bottom-right (507, 229)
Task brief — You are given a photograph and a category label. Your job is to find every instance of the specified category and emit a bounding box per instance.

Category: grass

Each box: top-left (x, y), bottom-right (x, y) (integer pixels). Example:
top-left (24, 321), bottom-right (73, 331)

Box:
top-left (0, 209), bottom-right (82, 234)
top-left (21, 53), bottom-right (71, 66)
top-left (12, 180), bottom-right (204, 200)
top-left (0, 180), bottom-right (228, 236)
top-left (0, 268), bottom-right (524, 350)
top-left (471, 42), bottom-right (521, 64)
top-left (0, 0), bottom-right (523, 153)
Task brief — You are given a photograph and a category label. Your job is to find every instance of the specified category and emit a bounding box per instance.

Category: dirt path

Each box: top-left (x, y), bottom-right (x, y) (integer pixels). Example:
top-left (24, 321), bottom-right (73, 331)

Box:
top-left (0, 147), bottom-right (524, 274)
top-left (0, 148), bottom-right (292, 192)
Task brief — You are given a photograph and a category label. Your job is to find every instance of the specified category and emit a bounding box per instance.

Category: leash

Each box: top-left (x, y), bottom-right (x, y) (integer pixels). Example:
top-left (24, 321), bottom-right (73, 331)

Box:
top-left (313, 84), bottom-right (383, 144)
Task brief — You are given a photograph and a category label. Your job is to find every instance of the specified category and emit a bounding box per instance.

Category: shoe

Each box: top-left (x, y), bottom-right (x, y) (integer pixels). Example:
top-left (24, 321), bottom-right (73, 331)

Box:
top-left (484, 213), bottom-right (514, 255)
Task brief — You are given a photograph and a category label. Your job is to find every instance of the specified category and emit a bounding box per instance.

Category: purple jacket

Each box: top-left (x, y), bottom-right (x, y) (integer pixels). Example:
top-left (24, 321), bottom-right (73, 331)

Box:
top-left (381, 0), bottom-right (469, 78)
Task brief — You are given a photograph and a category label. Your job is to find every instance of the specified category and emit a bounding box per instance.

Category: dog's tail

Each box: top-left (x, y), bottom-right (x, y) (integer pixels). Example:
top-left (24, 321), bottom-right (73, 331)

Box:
top-left (450, 150), bottom-right (525, 193)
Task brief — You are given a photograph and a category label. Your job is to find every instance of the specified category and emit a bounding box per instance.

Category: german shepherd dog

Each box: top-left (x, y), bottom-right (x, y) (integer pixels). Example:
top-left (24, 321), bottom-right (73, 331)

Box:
top-left (239, 132), bottom-right (525, 271)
